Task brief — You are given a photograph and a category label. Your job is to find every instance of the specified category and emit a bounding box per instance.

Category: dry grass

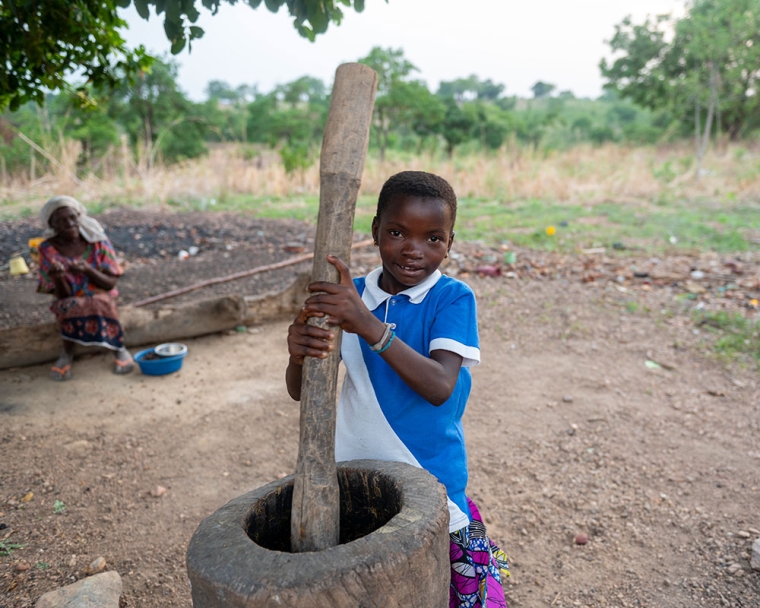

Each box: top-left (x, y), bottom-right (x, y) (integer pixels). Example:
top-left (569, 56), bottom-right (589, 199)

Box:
top-left (2, 141), bottom-right (759, 218)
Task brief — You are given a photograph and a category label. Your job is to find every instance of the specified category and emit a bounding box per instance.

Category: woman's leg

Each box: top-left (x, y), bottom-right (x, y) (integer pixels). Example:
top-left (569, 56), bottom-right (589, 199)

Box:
top-left (50, 339), bottom-right (74, 381)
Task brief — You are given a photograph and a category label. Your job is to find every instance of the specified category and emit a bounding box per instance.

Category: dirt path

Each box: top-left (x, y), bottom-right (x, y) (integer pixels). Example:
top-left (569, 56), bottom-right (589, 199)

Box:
top-left (1, 273), bottom-right (759, 607)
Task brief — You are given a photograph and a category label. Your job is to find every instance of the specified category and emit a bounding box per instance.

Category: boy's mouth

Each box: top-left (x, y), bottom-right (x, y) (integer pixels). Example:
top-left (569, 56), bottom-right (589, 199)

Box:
top-left (396, 263), bottom-right (423, 276)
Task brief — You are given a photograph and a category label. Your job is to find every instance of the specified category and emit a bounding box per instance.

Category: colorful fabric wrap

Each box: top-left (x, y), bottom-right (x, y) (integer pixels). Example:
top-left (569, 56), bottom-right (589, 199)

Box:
top-left (450, 497), bottom-right (510, 608)
top-left (51, 293), bottom-right (125, 350)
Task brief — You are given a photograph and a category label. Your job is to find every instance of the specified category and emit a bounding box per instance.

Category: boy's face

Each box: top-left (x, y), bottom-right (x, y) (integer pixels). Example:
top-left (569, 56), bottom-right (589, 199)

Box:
top-left (372, 195), bottom-right (455, 295)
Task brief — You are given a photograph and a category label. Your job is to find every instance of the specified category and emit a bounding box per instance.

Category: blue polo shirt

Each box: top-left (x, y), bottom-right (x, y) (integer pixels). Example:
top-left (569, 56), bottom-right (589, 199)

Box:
top-left (335, 267), bottom-right (480, 531)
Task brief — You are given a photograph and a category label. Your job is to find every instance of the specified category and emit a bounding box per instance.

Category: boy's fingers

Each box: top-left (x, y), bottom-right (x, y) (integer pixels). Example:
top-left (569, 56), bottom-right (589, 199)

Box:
top-left (327, 255), bottom-right (353, 285)
top-left (295, 323), bottom-right (334, 341)
top-left (298, 308), bottom-right (325, 323)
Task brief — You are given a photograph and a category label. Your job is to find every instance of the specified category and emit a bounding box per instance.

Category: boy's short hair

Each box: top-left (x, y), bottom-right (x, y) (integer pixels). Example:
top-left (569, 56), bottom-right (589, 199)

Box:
top-left (377, 171), bottom-right (457, 226)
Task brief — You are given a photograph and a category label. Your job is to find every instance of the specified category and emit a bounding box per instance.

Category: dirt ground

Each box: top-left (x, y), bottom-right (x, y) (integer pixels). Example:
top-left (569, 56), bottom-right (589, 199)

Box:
top-left (1, 209), bottom-right (760, 608)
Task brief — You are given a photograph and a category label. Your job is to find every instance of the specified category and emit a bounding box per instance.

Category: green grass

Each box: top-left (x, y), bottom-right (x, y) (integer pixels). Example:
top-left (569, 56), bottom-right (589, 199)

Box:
top-left (164, 193), bottom-right (378, 233)
top-left (454, 197), bottom-right (760, 253)
top-left (4, 189), bottom-right (758, 255)
top-left (695, 311), bottom-right (760, 367)
top-left (160, 193), bottom-right (760, 254)
top-left (0, 540), bottom-right (25, 558)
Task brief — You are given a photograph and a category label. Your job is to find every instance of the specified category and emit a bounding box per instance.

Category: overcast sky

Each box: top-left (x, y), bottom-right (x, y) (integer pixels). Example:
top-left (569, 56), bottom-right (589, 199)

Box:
top-left (121, 0), bottom-right (685, 102)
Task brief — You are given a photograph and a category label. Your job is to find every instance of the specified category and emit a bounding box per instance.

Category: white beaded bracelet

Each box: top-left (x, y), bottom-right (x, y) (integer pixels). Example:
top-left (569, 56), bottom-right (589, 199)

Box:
top-left (369, 322), bottom-right (394, 352)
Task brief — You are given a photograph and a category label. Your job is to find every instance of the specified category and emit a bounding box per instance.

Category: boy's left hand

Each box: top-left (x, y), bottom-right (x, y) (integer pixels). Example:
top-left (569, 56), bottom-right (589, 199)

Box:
top-left (304, 255), bottom-right (378, 337)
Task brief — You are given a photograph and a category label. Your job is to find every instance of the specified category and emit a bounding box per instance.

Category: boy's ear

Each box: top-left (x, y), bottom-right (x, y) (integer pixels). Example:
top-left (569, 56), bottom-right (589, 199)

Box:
top-left (448, 230), bottom-right (455, 251)
top-left (371, 216), bottom-right (379, 242)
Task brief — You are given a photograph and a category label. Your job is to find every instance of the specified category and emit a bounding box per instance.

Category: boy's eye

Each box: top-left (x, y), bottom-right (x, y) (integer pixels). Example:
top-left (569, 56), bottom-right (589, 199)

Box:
top-left (388, 230), bottom-right (402, 237)
top-left (429, 236), bottom-right (441, 242)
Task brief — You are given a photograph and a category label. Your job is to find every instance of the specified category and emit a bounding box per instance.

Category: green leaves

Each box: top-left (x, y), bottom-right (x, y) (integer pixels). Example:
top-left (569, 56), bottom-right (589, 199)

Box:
top-left (0, 0), bottom-right (153, 110)
top-left (1, 0), bottom-right (376, 110)
top-left (601, 0), bottom-right (760, 140)
top-left (134, 0), bottom-right (151, 19)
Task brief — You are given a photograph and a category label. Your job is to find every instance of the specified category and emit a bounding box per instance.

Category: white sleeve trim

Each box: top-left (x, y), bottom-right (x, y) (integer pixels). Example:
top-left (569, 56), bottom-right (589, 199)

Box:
top-left (429, 337), bottom-right (480, 367)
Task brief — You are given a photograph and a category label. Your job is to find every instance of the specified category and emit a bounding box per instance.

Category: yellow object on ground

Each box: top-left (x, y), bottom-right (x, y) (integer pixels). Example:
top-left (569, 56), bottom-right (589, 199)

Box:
top-left (9, 256), bottom-right (30, 275)
top-left (28, 236), bottom-right (45, 262)
top-left (546, 226), bottom-right (556, 236)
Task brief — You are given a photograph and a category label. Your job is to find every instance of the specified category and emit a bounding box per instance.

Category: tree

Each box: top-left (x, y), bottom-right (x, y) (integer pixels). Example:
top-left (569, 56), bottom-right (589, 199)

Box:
top-left (600, 0), bottom-right (760, 147)
top-left (0, 0), bottom-right (373, 111)
top-left (359, 47), bottom-right (418, 160)
top-left (107, 56), bottom-right (207, 165)
top-left (440, 98), bottom-right (474, 157)
top-left (437, 75), bottom-right (505, 102)
top-left (275, 76), bottom-right (327, 108)
top-left (531, 81), bottom-right (556, 99)
top-left (206, 80), bottom-right (243, 104)
top-left (201, 80), bottom-right (250, 142)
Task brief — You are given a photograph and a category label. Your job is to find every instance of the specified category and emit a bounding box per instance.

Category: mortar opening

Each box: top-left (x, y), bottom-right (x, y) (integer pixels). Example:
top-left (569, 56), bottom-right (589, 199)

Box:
top-left (245, 468), bottom-right (402, 552)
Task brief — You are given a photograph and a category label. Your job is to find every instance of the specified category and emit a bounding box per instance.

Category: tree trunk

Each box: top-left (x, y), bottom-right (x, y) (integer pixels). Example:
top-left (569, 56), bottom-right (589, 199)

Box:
top-left (0, 274), bottom-right (311, 371)
top-left (696, 66), bottom-right (718, 179)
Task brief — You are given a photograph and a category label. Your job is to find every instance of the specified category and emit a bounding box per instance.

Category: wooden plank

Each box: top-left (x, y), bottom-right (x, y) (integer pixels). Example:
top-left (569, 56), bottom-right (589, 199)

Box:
top-left (0, 273), bottom-right (309, 370)
top-left (290, 63), bottom-right (378, 552)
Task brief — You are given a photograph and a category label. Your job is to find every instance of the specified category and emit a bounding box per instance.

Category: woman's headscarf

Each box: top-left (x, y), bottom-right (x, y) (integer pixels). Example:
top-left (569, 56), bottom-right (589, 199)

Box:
top-left (40, 196), bottom-right (107, 243)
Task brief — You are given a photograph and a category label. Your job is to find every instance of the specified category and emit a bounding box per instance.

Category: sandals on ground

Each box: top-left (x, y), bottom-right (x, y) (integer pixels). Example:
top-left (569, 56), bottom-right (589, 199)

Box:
top-left (50, 364), bottom-right (72, 381)
top-left (113, 357), bottom-right (135, 375)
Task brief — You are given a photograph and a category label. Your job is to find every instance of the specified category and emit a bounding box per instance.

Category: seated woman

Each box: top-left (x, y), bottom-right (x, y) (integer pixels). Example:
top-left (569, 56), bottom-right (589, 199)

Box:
top-left (37, 196), bottom-right (134, 380)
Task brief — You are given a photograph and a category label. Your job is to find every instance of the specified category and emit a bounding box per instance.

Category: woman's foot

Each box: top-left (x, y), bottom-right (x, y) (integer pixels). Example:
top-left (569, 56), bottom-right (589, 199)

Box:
top-left (50, 353), bottom-right (72, 381)
top-left (113, 348), bottom-right (135, 375)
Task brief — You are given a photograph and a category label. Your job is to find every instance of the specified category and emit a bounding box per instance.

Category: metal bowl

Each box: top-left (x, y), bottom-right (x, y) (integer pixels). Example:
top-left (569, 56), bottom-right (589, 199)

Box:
top-left (154, 342), bottom-right (188, 357)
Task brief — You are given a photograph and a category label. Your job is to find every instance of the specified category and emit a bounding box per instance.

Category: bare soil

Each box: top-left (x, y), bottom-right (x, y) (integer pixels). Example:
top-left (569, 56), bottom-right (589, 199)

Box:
top-left (1, 208), bottom-right (759, 608)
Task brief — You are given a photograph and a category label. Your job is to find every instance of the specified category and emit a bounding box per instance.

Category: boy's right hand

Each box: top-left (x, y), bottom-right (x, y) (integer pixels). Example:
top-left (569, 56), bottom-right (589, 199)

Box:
top-left (286, 307), bottom-right (335, 365)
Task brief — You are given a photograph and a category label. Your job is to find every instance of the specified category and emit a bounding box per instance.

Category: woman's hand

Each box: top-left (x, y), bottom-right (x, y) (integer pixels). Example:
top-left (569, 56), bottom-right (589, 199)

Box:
top-left (49, 260), bottom-right (67, 278)
top-left (66, 260), bottom-right (117, 291)
top-left (68, 259), bottom-right (90, 275)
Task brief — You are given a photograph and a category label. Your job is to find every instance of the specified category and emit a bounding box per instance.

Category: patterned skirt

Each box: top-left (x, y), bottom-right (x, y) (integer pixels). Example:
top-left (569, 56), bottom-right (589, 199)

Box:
top-left (50, 293), bottom-right (125, 350)
top-left (450, 497), bottom-right (510, 608)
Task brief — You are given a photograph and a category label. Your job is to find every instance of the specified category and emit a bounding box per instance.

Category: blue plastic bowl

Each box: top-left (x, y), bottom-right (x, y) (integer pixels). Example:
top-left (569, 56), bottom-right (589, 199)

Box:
top-left (135, 347), bottom-right (187, 376)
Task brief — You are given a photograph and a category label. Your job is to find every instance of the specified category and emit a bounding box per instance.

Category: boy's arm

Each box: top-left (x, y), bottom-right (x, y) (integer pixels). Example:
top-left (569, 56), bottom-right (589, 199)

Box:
top-left (285, 309), bottom-right (335, 401)
top-left (377, 339), bottom-right (463, 406)
top-left (305, 256), bottom-right (463, 407)
top-left (286, 359), bottom-right (303, 400)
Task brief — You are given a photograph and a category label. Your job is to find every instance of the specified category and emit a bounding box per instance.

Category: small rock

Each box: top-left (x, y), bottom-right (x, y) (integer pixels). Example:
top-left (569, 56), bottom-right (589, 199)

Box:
top-left (737, 530), bottom-right (750, 539)
top-left (562, 395), bottom-right (574, 403)
top-left (86, 556), bottom-right (107, 575)
top-left (575, 533), bottom-right (589, 545)
top-left (751, 538), bottom-right (760, 571)
top-left (690, 270), bottom-right (705, 280)
top-left (15, 560), bottom-right (30, 572)
top-left (150, 485), bottom-right (167, 498)
top-left (36, 571), bottom-right (122, 608)
top-left (64, 439), bottom-right (92, 455)
top-left (283, 242), bottom-right (305, 254)
top-left (748, 527), bottom-right (760, 535)
top-left (68, 555), bottom-right (77, 568)
top-left (727, 563), bottom-right (742, 575)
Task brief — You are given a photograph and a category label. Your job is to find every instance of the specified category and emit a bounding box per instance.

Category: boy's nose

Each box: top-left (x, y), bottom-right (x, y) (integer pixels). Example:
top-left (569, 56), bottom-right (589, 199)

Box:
top-left (401, 241), bottom-right (423, 257)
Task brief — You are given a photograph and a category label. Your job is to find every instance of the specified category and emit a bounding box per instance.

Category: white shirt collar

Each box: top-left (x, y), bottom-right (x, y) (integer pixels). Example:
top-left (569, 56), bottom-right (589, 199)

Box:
top-left (361, 266), bottom-right (442, 310)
